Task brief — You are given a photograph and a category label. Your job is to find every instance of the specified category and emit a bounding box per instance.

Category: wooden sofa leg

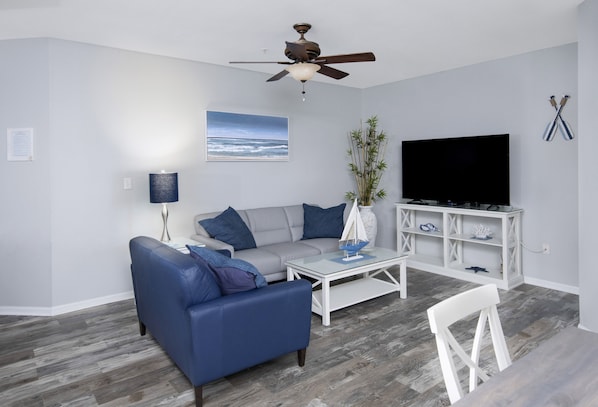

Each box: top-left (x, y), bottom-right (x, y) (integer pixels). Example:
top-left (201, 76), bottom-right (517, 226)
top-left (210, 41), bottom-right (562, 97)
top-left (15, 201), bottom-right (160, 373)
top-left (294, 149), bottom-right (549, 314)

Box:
top-left (194, 385), bottom-right (203, 407)
top-left (297, 348), bottom-right (306, 367)
top-left (139, 320), bottom-right (146, 336)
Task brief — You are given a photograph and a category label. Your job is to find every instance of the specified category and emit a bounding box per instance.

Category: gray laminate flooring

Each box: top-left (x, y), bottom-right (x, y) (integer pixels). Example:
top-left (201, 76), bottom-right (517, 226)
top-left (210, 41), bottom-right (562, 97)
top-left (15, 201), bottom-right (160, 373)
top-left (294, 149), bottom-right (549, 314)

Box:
top-left (0, 269), bottom-right (579, 406)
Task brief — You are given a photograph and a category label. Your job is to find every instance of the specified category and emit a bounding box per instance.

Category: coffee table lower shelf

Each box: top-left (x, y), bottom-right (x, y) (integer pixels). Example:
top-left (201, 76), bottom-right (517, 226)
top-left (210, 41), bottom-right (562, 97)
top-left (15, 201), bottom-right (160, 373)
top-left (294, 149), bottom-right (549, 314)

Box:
top-left (311, 278), bottom-right (399, 316)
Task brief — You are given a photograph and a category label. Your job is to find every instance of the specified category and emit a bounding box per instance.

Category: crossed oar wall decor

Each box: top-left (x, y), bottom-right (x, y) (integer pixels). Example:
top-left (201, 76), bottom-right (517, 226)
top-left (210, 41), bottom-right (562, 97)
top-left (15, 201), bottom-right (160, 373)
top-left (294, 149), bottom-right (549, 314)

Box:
top-left (543, 95), bottom-right (575, 141)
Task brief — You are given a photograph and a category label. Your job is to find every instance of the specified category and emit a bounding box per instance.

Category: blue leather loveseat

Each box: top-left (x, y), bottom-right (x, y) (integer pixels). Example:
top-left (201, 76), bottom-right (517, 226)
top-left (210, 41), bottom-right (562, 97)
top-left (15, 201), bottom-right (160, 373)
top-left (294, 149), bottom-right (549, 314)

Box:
top-left (129, 236), bottom-right (313, 407)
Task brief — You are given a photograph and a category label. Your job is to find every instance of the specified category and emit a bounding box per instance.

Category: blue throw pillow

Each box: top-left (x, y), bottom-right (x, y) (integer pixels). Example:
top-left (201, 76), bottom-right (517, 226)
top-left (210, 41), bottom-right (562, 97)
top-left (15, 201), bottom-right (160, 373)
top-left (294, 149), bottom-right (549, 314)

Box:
top-left (189, 258), bottom-right (222, 302)
top-left (199, 207), bottom-right (257, 251)
top-left (187, 245), bottom-right (267, 295)
top-left (302, 203), bottom-right (346, 239)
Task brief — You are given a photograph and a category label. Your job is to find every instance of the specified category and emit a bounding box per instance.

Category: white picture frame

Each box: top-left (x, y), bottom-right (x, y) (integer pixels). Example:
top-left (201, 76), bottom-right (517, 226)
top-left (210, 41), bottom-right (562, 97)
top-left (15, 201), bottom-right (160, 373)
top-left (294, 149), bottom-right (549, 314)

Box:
top-left (7, 128), bottom-right (34, 161)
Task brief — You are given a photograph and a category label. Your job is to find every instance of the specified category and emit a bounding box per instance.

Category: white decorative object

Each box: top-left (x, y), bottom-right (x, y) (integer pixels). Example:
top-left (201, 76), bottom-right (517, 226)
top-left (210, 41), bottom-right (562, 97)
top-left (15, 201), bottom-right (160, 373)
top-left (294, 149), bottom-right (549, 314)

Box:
top-left (473, 224), bottom-right (492, 239)
top-left (339, 200), bottom-right (369, 260)
top-left (543, 95), bottom-right (574, 142)
top-left (359, 205), bottom-right (377, 248)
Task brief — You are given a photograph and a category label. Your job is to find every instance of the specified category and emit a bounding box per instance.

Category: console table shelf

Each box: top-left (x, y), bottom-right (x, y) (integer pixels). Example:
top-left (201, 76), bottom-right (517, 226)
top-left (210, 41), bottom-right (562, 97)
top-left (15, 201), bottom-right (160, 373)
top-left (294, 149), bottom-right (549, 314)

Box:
top-left (396, 203), bottom-right (523, 290)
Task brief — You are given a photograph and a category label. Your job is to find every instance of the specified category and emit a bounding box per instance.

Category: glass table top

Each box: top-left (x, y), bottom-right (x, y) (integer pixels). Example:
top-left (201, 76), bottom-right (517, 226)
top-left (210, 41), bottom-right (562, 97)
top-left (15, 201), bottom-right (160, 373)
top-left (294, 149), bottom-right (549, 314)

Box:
top-left (286, 247), bottom-right (404, 276)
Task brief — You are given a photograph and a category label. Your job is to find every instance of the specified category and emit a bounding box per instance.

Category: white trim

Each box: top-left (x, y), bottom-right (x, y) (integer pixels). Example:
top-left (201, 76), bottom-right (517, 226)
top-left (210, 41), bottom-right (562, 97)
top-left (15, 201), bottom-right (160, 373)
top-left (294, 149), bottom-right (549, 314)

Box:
top-left (0, 306), bottom-right (54, 316)
top-left (0, 291), bottom-right (134, 316)
top-left (523, 276), bottom-right (579, 295)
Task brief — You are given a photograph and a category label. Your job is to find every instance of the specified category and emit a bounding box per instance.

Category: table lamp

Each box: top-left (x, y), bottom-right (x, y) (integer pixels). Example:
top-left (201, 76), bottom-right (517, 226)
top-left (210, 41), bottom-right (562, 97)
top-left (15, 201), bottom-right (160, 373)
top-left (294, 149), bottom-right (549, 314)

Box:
top-left (149, 171), bottom-right (178, 242)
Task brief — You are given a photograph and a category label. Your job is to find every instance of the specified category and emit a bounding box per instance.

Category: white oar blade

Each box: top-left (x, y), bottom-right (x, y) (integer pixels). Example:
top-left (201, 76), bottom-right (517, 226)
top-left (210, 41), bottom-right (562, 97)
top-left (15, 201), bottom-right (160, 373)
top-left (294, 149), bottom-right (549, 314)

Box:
top-left (559, 118), bottom-right (575, 140)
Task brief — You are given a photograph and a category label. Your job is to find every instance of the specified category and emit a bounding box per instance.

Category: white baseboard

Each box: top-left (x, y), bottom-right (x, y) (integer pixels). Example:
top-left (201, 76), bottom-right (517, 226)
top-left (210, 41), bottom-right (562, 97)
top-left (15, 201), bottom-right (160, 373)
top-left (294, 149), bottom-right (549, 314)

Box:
top-left (0, 291), bottom-right (134, 316)
top-left (0, 305), bottom-right (54, 316)
top-left (523, 276), bottom-right (579, 295)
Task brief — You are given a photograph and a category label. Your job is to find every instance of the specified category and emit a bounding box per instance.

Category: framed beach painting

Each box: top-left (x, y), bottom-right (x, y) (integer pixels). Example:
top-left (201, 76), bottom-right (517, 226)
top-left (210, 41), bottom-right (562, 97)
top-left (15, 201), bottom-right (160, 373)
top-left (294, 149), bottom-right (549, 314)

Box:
top-left (206, 110), bottom-right (289, 161)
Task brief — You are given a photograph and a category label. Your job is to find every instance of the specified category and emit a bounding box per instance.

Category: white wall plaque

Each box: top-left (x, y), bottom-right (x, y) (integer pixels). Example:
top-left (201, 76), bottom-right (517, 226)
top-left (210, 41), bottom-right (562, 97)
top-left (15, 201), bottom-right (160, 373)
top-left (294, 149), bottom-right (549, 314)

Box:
top-left (7, 128), bottom-right (34, 161)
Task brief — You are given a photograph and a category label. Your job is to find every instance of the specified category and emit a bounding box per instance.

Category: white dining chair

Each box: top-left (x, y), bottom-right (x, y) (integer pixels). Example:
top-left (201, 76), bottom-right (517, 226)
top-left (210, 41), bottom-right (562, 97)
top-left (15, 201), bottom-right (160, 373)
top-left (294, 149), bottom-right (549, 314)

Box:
top-left (427, 284), bottom-right (512, 404)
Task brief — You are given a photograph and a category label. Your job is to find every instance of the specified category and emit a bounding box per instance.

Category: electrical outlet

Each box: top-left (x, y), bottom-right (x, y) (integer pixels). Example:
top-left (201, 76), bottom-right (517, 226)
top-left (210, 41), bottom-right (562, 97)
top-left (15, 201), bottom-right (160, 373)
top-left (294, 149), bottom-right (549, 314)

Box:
top-left (542, 243), bottom-right (551, 255)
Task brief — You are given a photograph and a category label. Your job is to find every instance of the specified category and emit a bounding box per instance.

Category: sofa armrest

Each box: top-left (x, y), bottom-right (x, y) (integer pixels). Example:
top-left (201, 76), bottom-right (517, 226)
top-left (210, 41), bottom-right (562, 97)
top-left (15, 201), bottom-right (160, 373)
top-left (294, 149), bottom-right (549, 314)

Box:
top-left (183, 279), bottom-right (312, 386)
top-left (190, 234), bottom-right (234, 256)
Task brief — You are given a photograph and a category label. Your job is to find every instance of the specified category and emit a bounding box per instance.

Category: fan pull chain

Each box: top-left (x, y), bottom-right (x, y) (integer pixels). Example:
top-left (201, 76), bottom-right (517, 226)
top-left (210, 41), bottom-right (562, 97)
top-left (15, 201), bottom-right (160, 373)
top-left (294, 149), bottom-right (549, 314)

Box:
top-left (301, 82), bottom-right (307, 101)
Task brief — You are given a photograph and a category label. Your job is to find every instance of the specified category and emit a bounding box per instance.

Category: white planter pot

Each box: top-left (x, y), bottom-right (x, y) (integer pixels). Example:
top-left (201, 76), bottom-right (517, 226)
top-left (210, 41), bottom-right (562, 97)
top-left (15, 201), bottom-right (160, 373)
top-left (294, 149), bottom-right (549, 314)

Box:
top-left (359, 205), bottom-right (377, 248)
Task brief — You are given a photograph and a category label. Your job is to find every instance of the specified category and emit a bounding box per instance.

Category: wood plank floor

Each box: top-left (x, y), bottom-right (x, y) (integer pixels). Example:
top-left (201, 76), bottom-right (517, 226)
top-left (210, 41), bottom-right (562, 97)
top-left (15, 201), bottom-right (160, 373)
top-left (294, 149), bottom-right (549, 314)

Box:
top-left (0, 269), bottom-right (579, 406)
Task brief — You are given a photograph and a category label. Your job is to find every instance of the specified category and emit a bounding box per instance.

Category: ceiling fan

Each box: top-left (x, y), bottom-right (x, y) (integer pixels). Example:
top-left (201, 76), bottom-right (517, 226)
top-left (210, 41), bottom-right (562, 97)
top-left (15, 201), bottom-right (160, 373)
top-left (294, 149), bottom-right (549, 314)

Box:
top-left (229, 23), bottom-right (376, 84)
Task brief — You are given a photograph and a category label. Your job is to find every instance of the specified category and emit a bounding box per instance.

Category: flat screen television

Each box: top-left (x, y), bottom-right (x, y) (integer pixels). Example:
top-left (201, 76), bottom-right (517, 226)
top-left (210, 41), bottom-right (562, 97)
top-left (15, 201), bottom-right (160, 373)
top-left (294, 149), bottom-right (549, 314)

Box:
top-left (401, 134), bottom-right (510, 207)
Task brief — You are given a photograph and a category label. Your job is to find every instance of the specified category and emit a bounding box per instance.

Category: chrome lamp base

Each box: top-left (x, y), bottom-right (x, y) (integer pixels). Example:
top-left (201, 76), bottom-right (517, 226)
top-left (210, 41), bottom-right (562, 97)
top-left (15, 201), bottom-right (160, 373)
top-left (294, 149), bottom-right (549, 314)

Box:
top-left (160, 203), bottom-right (171, 242)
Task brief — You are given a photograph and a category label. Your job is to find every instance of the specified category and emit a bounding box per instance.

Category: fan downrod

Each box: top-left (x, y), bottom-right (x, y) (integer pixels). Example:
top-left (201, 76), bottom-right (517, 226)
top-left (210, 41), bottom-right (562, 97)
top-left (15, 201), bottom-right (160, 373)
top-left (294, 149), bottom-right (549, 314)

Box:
top-left (285, 22), bottom-right (321, 61)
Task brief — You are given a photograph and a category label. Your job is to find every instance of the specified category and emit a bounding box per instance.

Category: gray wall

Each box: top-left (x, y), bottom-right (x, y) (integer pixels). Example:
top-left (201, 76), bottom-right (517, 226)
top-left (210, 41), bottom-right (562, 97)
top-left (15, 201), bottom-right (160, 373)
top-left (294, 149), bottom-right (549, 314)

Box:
top-left (363, 44), bottom-right (579, 293)
top-left (0, 38), bottom-right (361, 314)
top-left (0, 23), bottom-right (586, 315)
top-left (0, 39), bottom-right (52, 310)
top-left (578, 0), bottom-right (598, 332)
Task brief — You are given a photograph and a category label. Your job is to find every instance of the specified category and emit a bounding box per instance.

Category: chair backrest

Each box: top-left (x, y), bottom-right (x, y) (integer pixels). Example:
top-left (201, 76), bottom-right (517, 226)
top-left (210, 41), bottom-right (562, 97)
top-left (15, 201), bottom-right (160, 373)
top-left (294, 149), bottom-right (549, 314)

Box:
top-left (427, 284), bottom-right (512, 404)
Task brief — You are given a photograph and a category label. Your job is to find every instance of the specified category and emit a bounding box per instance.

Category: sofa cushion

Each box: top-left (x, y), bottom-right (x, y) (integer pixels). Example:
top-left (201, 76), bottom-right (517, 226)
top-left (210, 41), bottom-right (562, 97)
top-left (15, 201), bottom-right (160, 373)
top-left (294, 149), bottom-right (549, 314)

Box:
top-left (299, 237), bottom-right (343, 254)
top-left (245, 207), bottom-right (293, 246)
top-left (187, 245), bottom-right (267, 295)
top-left (199, 206), bottom-right (257, 250)
top-left (262, 242), bottom-right (321, 267)
top-left (233, 248), bottom-right (287, 282)
top-left (283, 205), bottom-right (305, 242)
top-left (302, 203), bottom-right (346, 239)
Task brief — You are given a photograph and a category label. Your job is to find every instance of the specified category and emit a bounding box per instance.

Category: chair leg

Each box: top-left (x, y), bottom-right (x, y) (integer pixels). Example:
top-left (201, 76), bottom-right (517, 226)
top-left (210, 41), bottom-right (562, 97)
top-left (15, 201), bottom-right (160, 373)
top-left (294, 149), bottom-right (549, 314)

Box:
top-left (139, 320), bottom-right (146, 336)
top-left (297, 348), bottom-right (306, 367)
top-left (194, 385), bottom-right (203, 407)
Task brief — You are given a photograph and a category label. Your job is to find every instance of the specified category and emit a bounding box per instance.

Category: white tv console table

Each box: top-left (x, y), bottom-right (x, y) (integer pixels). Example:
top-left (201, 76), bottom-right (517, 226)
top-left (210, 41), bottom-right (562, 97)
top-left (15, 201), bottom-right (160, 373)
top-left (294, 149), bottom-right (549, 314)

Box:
top-left (396, 203), bottom-right (523, 290)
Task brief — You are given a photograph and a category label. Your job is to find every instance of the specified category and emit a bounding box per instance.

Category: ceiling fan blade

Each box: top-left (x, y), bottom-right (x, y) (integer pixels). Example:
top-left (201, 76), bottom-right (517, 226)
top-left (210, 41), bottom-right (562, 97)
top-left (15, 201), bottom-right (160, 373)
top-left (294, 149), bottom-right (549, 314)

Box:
top-left (316, 64), bottom-right (349, 80)
top-left (285, 41), bottom-right (309, 61)
top-left (229, 61), bottom-right (292, 65)
top-left (266, 70), bottom-right (290, 82)
top-left (317, 52), bottom-right (376, 64)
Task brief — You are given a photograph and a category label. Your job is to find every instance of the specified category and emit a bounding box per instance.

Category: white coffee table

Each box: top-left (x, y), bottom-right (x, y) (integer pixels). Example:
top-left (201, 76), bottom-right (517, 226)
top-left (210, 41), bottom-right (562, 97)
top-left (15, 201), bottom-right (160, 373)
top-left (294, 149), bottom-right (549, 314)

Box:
top-left (286, 247), bottom-right (407, 326)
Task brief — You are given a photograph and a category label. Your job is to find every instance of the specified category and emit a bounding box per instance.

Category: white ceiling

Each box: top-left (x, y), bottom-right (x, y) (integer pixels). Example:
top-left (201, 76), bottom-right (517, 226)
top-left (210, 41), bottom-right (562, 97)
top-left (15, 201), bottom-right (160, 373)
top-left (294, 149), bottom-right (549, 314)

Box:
top-left (0, 0), bottom-right (583, 88)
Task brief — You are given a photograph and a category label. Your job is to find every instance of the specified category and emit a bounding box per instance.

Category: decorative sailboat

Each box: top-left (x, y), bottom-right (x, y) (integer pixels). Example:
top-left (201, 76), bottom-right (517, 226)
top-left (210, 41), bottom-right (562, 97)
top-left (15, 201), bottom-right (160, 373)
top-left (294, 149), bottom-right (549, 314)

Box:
top-left (339, 200), bottom-right (369, 261)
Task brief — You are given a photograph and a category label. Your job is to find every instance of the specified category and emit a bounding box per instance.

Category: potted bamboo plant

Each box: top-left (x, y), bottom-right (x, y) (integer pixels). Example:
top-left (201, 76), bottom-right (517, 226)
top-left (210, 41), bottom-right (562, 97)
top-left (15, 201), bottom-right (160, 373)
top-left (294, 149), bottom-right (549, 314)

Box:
top-left (345, 115), bottom-right (388, 246)
top-left (345, 115), bottom-right (388, 206)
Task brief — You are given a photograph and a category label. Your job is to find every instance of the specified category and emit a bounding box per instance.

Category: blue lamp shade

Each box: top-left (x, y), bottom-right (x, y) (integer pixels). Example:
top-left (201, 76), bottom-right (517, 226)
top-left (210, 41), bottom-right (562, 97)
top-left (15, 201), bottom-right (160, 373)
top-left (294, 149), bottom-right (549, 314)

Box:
top-left (149, 172), bottom-right (178, 203)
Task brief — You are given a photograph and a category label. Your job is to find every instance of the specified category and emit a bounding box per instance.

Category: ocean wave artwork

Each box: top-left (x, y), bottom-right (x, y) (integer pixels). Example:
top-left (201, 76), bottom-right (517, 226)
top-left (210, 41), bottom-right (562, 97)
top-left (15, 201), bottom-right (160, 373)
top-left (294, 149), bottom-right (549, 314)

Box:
top-left (207, 137), bottom-right (288, 159)
top-left (206, 111), bottom-right (289, 161)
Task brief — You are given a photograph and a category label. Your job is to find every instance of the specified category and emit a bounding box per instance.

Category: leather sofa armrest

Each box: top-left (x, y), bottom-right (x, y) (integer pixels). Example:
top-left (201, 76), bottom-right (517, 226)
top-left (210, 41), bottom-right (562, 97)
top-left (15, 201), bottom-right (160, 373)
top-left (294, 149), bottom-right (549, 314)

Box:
top-left (184, 279), bottom-right (312, 385)
top-left (190, 234), bottom-right (234, 256)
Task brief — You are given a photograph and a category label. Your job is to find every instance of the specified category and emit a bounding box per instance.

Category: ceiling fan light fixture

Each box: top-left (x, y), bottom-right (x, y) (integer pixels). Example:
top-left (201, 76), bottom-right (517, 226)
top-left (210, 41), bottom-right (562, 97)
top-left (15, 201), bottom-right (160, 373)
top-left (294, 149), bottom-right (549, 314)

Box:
top-left (285, 62), bottom-right (321, 82)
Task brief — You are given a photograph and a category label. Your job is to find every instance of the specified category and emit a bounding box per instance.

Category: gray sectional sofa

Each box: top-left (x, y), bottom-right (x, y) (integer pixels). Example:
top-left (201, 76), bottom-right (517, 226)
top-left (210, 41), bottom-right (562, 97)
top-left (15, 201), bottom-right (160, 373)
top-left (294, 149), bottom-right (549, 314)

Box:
top-left (191, 204), bottom-right (346, 282)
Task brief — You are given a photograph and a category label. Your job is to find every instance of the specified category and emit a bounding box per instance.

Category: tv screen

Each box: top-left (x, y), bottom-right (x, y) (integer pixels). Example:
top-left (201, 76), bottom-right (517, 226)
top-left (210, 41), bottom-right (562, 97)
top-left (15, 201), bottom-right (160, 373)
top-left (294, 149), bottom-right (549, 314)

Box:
top-left (401, 134), bottom-right (510, 206)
